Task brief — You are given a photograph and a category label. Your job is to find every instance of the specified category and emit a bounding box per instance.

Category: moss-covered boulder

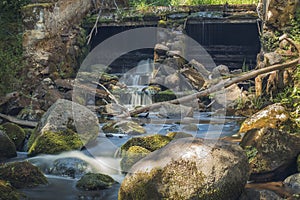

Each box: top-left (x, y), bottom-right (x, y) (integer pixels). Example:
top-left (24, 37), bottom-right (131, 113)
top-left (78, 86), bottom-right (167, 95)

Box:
top-left (102, 121), bottom-right (145, 135)
top-left (119, 138), bottom-right (249, 200)
top-left (28, 99), bottom-right (99, 155)
top-left (76, 172), bottom-right (116, 190)
top-left (121, 146), bottom-right (151, 173)
top-left (240, 127), bottom-right (300, 182)
top-left (121, 134), bottom-right (171, 152)
top-left (0, 180), bottom-right (21, 200)
top-left (0, 130), bottom-right (17, 160)
top-left (0, 161), bottom-right (47, 188)
top-left (28, 129), bottom-right (83, 156)
top-left (1, 123), bottom-right (25, 150)
top-left (166, 131), bottom-right (193, 140)
top-left (239, 103), bottom-right (289, 134)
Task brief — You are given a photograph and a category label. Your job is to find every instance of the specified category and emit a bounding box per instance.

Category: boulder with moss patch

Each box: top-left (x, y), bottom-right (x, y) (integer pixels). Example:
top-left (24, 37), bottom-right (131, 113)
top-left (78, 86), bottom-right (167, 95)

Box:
top-left (240, 127), bottom-right (300, 182)
top-left (119, 138), bottom-right (249, 200)
top-left (102, 121), bottom-right (145, 135)
top-left (121, 134), bottom-right (171, 152)
top-left (0, 130), bottom-right (17, 160)
top-left (76, 172), bottom-right (116, 190)
top-left (28, 129), bottom-right (83, 156)
top-left (166, 131), bottom-right (193, 139)
top-left (0, 180), bottom-right (21, 200)
top-left (1, 123), bottom-right (25, 150)
top-left (27, 99), bottom-right (99, 155)
top-left (121, 146), bottom-right (151, 173)
top-left (0, 161), bottom-right (47, 188)
top-left (239, 103), bottom-right (289, 134)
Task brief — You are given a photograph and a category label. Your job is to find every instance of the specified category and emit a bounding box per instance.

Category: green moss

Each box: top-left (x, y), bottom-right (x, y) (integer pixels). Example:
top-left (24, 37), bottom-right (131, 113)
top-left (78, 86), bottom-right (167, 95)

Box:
top-left (121, 134), bottom-right (171, 152)
top-left (76, 172), bottom-right (116, 190)
top-left (153, 89), bottom-right (176, 102)
top-left (0, 161), bottom-right (47, 189)
top-left (0, 180), bottom-right (21, 200)
top-left (28, 129), bottom-right (83, 156)
top-left (21, 3), bottom-right (53, 10)
top-left (166, 131), bottom-right (193, 139)
top-left (244, 146), bottom-right (258, 162)
top-left (118, 168), bottom-right (162, 200)
top-left (1, 123), bottom-right (25, 151)
top-left (102, 122), bottom-right (119, 133)
top-left (121, 146), bottom-right (151, 172)
top-left (0, 130), bottom-right (17, 160)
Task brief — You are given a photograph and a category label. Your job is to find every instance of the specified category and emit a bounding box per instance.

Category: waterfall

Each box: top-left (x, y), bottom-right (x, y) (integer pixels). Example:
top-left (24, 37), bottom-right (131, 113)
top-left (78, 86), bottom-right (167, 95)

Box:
top-left (119, 59), bottom-right (154, 108)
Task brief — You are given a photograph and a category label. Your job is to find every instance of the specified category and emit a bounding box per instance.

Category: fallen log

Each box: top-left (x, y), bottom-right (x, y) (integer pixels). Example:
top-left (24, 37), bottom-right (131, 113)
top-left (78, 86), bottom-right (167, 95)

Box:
top-left (0, 113), bottom-right (38, 127)
top-left (120, 57), bottom-right (300, 117)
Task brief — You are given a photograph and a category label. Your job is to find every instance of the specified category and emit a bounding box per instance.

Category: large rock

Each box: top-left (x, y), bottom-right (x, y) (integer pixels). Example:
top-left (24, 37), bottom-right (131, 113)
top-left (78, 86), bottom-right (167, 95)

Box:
top-left (119, 138), bottom-right (249, 200)
top-left (0, 180), bottom-right (21, 200)
top-left (0, 161), bottom-right (47, 188)
top-left (120, 146), bottom-right (151, 173)
top-left (298, 155), bottom-right (300, 172)
top-left (121, 134), bottom-right (171, 152)
top-left (158, 102), bottom-right (193, 119)
top-left (240, 127), bottom-right (300, 182)
top-left (102, 121), bottom-right (145, 135)
top-left (76, 172), bottom-right (116, 190)
top-left (265, 0), bottom-right (298, 29)
top-left (28, 99), bottom-right (99, 156)
top-left (215, 84), bottom-right (243, 108)
top-left (239, 103), bottom-right (289, 134)
top-left (1, 122), bottom-right (25, 151)
top-left (0, 130), bottom-right (17, 160)
top-left (283, 173), bottom-right (300, 191)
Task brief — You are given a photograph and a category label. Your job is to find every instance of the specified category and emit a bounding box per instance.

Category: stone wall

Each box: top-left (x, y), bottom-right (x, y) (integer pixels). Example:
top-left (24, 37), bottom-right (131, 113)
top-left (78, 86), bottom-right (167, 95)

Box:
top-left (261, 0), bottom-right (299, 29)
top-left (22, 0), bottom-right (93, 88)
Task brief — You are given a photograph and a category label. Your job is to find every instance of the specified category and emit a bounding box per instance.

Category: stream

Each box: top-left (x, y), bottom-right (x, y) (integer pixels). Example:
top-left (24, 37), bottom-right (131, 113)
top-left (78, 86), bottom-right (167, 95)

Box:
top-left (17, 111), bottom-right (242, 200)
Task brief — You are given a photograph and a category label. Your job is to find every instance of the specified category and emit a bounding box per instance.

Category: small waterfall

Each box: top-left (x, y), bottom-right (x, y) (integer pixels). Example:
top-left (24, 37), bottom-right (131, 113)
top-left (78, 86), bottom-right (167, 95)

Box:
top-left (119, 59), bottom-right (154, 108)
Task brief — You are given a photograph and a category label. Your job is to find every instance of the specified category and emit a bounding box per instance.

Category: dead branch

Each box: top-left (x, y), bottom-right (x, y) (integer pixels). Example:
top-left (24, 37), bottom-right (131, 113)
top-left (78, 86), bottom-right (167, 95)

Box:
top-left (87, 0), bottom-right (105, 44)
top-left (0, 113), bottom-right (37, 127)
top-left (119, 58), bottom-right (300, 117)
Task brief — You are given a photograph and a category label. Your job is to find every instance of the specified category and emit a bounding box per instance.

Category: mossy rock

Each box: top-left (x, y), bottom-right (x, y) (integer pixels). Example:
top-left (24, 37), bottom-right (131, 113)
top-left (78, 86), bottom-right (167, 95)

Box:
top-left (1, 123), bottom-right (25, 150)
top-left (102, 121), bottom-right (146, 135)
top-left (0, 180), bottom-right (21, 200)
top-left (0, 161), bottom-right (47, 189)
top-left (121, 134), bottom-right (171, 152)
top-left (121, 146), bottom-right (151, 172)
top-left (0, 130), bottom-right (17, 160)
top-left (153, 89), bottom-right (176, 103)
top-left (119, 138), bottom-right (249, 200)
top-left (166, 131), bottom-right (193, 140)
top-left (28, 129), bottom-right (83, 156)
top-left (76, 172), bottom-right (116, 190)
top-left (102, 122), bottom-right (119, 133)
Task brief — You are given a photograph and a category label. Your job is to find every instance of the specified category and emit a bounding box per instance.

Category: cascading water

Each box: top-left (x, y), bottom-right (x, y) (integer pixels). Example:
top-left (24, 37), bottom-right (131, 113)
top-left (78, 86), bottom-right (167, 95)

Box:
top-left (119, 59), bottom-right (154, 108)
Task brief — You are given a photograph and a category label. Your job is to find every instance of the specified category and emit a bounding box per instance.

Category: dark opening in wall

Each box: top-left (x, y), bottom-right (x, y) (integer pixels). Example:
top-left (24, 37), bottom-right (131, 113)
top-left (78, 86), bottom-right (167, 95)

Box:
top-left (185, 21), bottom-right (261, 70)
top-left (89, 25), bottom-right (156, 73)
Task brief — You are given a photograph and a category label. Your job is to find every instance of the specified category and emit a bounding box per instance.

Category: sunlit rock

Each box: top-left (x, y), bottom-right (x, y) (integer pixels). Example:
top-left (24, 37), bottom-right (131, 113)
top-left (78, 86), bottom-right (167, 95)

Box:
top-left (239, 103), bottom-right (289, 134)
top-left (119, 138), bottom-right (249, 200)
top-left (28, 99), bottom-right (99, 156)
top-left (240, 127), bottom-right (300, 181)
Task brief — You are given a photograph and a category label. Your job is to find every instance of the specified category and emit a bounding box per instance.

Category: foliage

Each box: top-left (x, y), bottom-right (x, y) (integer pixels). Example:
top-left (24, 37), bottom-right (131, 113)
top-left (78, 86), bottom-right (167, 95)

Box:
top-left (0, 0), bottom-right (30, 96)
top-left (273, 65), bottom-right (300, 131)
top-left (288, 5), bottom-right (300, 42)
top-left (129, 0), bottom-right (258, 7)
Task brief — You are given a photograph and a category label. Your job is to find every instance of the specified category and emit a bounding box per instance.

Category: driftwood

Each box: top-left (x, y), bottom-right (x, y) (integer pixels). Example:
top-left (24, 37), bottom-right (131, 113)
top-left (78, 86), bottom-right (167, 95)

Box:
top-left (119, 57), bottom-right (300, 117)
top-left (0, 113), bottom-right (37, 127)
